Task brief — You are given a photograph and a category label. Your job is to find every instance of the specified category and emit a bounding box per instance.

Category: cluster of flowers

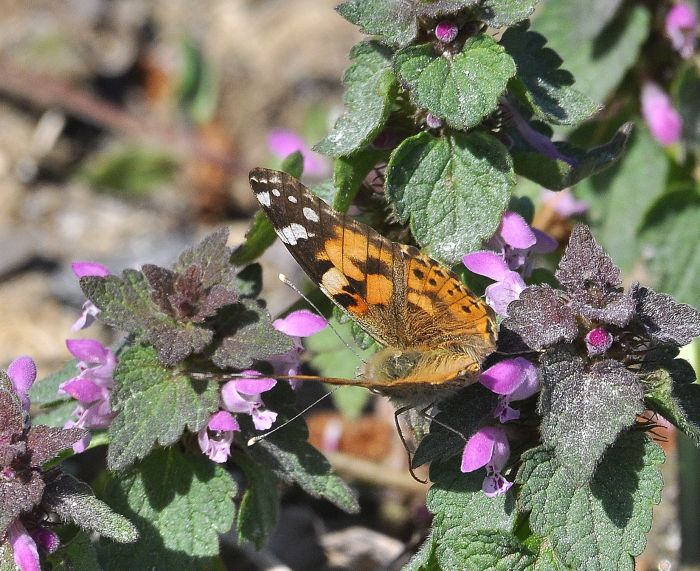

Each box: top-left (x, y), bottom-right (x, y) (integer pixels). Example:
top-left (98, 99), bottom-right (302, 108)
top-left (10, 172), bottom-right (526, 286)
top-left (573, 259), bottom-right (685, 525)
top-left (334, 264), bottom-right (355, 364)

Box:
top-left (64, 260), bottom-right (328, 463)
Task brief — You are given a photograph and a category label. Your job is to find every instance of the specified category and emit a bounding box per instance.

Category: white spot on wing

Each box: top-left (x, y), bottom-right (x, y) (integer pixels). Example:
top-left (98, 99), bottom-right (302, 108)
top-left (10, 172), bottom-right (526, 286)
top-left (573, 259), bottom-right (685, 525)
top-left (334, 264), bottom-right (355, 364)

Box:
top-left (256, 191), bottom-right (271, 206)
top-left (288, 195), bottom-right (298, 203)
top-left (303, 207), bottom-right (319, 222)
top-left (270, 175), bottom-right (281, 184)
top-left (272, 188), bottom-right (281, 197)
top-left (278, 223), bottom-right (311, 245)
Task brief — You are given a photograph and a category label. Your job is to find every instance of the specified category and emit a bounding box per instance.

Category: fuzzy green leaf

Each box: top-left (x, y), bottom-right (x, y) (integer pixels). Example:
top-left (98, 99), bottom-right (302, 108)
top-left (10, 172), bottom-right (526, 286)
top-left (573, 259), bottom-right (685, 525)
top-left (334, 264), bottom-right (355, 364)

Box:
top-left (29, 360), bottom-right (76, 406)
top-left (211, 300), bottom-right (293, 369)
top-left (232, 451), bottom-right (280, 549)
top-left (395, 35), bottom-right (516, 129)
top-left (501, 24), bottom-right (599, 125)
top-left (412, 384), bottom-right (499, 468)
top-left (518, 432), bottom-right (664, 571)
top-left (639, 189), bottom-right (700, 308)
top-left (315, 41), bottom-right (397, 157)
top-left (538, 348), bottom-right (644, 485)
top-left (438, 529), bottom-right (535, 570)
top-left (107, 345), bottom-right (219, 470)
top-left (98, 447), bottom-right (236, 570)
top-left (532, 4), bottom-right (649, 104)
top-left (49, 532), bottom-right (101, 571)
top-left (645, 359), bottom-right (700, 446)
top-left (478, 0), bottom-right (540, 27)
top-left (233, 263), bottom-right (263, 299)
top-left (43, 474), bottom-right (138, 543)
top-left (386, 131), bottom-right (514, 264)
top-left (332, 147), bottom-right (387, 212)
top-left (512, 122), bottom-right (631, 191)
top-left (673, 61), bottom-right (700, 149)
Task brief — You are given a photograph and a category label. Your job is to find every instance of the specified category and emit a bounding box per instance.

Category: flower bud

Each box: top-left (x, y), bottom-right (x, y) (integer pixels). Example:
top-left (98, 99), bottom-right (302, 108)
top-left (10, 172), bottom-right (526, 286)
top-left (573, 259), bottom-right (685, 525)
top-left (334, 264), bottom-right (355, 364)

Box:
top-left (435, 21), bottom-right (458, 43)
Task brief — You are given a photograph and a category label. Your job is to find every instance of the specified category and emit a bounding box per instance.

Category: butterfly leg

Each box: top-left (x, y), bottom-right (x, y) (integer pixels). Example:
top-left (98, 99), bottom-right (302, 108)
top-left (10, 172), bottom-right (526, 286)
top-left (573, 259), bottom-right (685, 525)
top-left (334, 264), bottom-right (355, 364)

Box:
top-left (394, 405), bottom-right (428, 484)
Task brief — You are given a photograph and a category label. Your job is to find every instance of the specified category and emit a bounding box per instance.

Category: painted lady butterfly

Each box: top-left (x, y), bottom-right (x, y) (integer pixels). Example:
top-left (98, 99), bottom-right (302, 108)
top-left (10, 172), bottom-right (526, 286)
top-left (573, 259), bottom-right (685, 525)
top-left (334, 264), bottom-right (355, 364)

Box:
top-left (249, 167), bottom-right (496, 401)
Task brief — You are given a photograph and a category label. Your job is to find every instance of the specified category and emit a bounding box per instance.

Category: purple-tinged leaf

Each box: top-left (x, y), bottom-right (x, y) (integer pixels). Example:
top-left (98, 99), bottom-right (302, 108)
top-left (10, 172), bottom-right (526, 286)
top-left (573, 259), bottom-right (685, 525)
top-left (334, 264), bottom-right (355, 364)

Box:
top-left (0, 471), bottom-right (44, 537)
top-left (25, 426), bottom-right (87, 467)
top-left (173, 228), bottom-right (235, 290)
top-left (502, 285), bottom-right (577, 350)
top-left (633, 285), bottom-right (700, 346)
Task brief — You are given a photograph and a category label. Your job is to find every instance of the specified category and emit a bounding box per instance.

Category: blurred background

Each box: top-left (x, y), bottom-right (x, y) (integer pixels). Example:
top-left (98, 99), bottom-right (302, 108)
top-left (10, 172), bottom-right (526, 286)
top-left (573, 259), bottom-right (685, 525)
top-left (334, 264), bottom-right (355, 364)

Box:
top-left (0, 1), bottom-right (698, 570)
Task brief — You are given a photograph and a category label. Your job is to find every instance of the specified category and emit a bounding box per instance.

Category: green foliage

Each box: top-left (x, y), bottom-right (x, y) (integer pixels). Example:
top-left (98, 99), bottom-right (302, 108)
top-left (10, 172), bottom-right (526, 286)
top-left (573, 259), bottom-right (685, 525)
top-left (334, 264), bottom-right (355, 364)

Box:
top-left (178, 39), bottom-right (219, 124)
top-left (332, 147), bottom-right (387, 212)
top-left (478, 0), bottom-right (540, 27)
top-left (395, 35), bottom-right (516, 130)
top-left (501, 24), bottom-right (599, 125)
top-left (512, 122), bottom-right (631, 190)
top-left (49, 532), bottom-right (101, 571)
top-left (29, 360), bottom-right (76, 406)
top-left (532, 3), bottom-right (650, 103)
top-left (98, 448), bottom-right (236, 570)
top-left (673, 62), bottom-right (700, 149)
top-left (315, 41), bottom-right (397, 156)
top-left (518, 433), bottom-right (664, 571)
top-left (81, 146), bottom-right (178, 198)
top-left (107, 345), bottom-right (219, 470)
top-left (386, 131), bottom-right (514, 264)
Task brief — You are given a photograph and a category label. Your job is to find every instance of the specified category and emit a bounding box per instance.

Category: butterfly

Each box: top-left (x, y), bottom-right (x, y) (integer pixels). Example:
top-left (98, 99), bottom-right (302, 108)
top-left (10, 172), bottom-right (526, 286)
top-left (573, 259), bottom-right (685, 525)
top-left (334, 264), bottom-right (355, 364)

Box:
top-left (249, 167), bottom-right (497, 404)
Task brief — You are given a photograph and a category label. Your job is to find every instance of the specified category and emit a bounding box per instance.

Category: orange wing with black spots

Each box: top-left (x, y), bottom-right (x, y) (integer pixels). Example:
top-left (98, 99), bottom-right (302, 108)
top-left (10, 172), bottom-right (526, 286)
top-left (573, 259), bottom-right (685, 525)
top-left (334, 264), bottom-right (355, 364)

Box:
top-left (249, 167), bottom-right (496, 392)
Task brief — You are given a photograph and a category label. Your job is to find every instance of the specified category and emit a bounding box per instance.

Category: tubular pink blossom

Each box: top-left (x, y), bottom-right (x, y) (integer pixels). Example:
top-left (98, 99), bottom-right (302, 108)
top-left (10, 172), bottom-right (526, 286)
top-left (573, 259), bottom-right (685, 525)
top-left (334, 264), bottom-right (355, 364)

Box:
top-left (641, 83), bottom-right (683, 146)
top-left (8, 521), bottom-right (41, 571)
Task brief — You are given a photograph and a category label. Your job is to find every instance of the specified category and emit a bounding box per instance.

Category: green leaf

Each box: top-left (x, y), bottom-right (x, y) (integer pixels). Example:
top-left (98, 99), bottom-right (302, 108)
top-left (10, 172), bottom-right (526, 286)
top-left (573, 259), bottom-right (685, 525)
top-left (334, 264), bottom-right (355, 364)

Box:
top-left (673, 61), bottom-right (700, 149)
top-left (512, 122), bottom-right (631, 191)
top-left (81, 270), bottom-right (213, 366)
top-left (478, 0), bottom-right (540, 27)
top-left (518, 432), bottom-right (664, 571)
top-left (315, 41), bottom-right (397, 157)
top-left (232, 451), bottom-right (279, 549)
top-left (98, 447), bottom-right (236, 570)
top-left (32, 401), bottom-right (79, 429)
top-left (43, 473), bottom-right (138, 543)
top-left (230, 152), bottom-right (304, 266)
top-left (211, 300), bottom-right (293, 369)
top-left (578, 125), bottom-right (669, 273)
top-left (332, 146), bottom-right (387, 212)
top-left (337, 0), bottom-right (418, 47)
top-left (501, 24), bottom-right (599, 125)
top-left (639, 189), bottom-right (700, 308)
top-left (246, 384), bottom-right (359, 513)
top-left (645, 359), bottom-right (700, 446)
top-left (107, 345), bottom-right (219, 470)
top-left (532, 4), bottom-right (649, 104)
top-left (437, 529), bottom-right (534, 570)
top-left (233, 263), bottom-right (262, 299)
top-left (386, 131), bottom-right (514, 264)
top-left (49, 532), bottom-right (101, 571)
top-left (538, 348), bottom-right (644, 485)
top-left (30, 360), bottom-right (76, 405)
top-left (412, 383), bottom-right (498, 468)
top-left (80, 146), bottom-right (178, 198)
top-left (395, 35), bottom-right (516, 130)
top-left (178, 39), bottom-right (219, 124)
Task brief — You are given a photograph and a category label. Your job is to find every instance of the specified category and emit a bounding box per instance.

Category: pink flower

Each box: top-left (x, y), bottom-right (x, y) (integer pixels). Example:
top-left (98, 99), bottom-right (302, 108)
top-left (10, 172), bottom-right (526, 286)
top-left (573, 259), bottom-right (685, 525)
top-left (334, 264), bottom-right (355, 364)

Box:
top-left (267, 129), bottom-right (329, 177)
top-left (666, 3), bottom-right (697, 58)
top-left (540, 189), bottom-right (588, 217)
top-left (435, 21), bottom-right (459, 43)
top-left (584, 327), bottom-right (614, 356)
top-left (463, 211), bottom-right (557, 316)
top-left (8, 521), bottom-right (40, 571)
top-left (270, 310), bottom-right (327, 381)
top-left (71, 261), bottom-right (110, 331)
top-left (479, 358), bottom-right (539, 423)
top-left (60, 339), bottom-right (117, 452)
top-left (222, 371), bottom-right (278, 431)
top-left (7, 356), bottom-right (37, 412)
top-left (460, 426), bottom-right (513, 497)
top-left (641, 83), bottom-right (683, 146)
top-left (198, 411), bottom-right (240, 463)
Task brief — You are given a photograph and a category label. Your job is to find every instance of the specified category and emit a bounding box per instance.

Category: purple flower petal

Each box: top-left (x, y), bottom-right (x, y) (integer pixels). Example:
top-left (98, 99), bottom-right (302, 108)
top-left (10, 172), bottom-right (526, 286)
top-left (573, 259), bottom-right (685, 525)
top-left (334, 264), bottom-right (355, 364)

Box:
top-left (482, 471), bottom-right (513, 497)
top-left (463, 251), bottom-right (510, 280)
top-left (273, 309), bottom-right (327, 337)
top-left (509, 359), bottom-right (539, 401)
top-left (71, 261), bottom-right (110, 278)
top-left (59, 378), bottom-right (104, 403)
top-left (541, 189), bottom-right (588, 217)
top-left (198, 424), bottom-right (234, 463)
top-left (31, 528), bottom-right (59, 553)
top-left (641, 83), bottom-right (683, 146)
top-left (221, 382), bottom-right (256, 414)
top-left (208, 410), bottom-right (240, 432)
top-left (65, 339), bottom-right (110, 365)
top-left (584, 327), bottom-right (614, 356)
top-left (234, 371), bottom-right (277, 395)
top-left (484, 272), bottom-right (526, 316)
top-left (252, 408), bottom-right (278, 431)
top-left (494, 400), bottom-right (520, 423)
top-left (71, 300), bottom-right (101, 331)
top-left (532, 229), bottom-right (558, 254)
top-left (267, 129), bottom-right (328, 177)
top-left (488, 426), bottom-right (510, 471)
top-left (7, 356), bottom-right (36, 410)
top-left (500, 211), bottom-right (536, 249)
top-left (8, 521), bottom-right (41, 571)
top-left (480, 358), bottom-right (528, 395)
top-left (461, 427), bottom-right (497, 472)
top-left (666, 3), bottom-right (698, 58)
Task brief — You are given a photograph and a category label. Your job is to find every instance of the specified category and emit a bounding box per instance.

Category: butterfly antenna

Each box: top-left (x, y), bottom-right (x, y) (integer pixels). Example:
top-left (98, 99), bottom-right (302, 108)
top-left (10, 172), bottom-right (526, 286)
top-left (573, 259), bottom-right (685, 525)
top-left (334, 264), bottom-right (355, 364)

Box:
top-left (247, 386), bottom-right (340, 446)
top-left (278, 273), bottom-right (367, 365)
